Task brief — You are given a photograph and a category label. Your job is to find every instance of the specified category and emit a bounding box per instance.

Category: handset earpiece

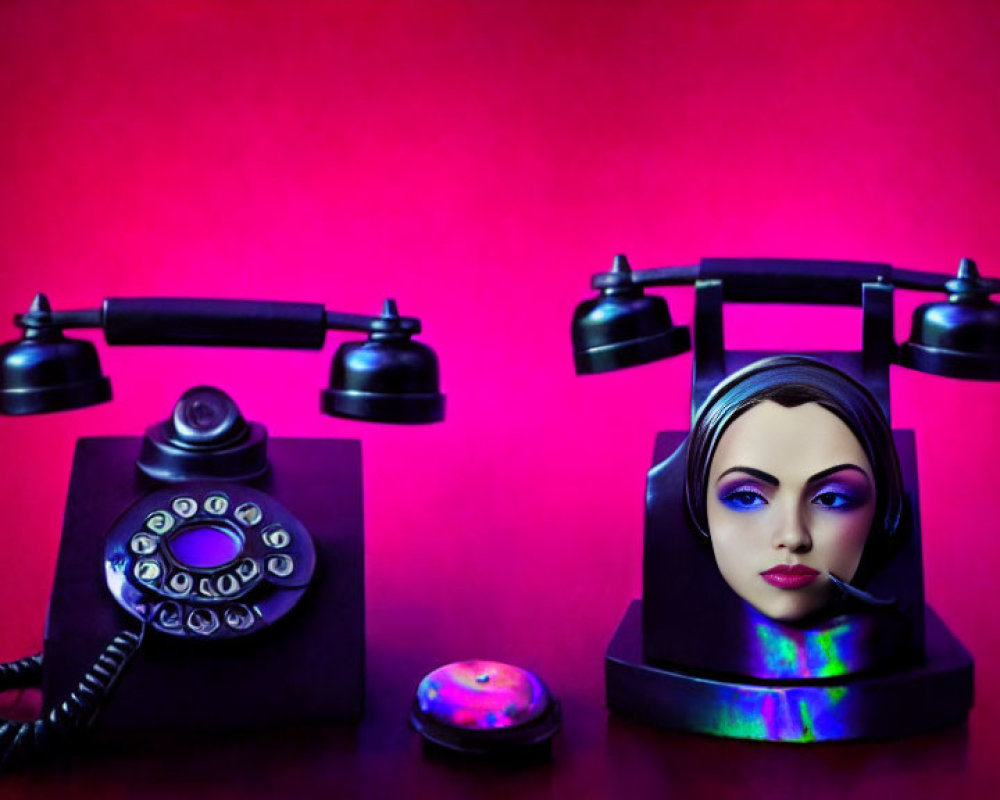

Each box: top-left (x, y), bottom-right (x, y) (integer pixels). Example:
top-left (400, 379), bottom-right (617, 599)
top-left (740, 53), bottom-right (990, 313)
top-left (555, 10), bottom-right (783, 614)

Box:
top-left (899, 258), bottom-right (1000, 380)
top-left (0, 294), bottom-right (110, 415)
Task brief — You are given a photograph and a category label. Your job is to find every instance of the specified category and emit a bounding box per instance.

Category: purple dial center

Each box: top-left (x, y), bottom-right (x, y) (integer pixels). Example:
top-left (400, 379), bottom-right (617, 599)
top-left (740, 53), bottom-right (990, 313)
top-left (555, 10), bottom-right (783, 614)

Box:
top-left (167, 525), bottom-right (242, 569)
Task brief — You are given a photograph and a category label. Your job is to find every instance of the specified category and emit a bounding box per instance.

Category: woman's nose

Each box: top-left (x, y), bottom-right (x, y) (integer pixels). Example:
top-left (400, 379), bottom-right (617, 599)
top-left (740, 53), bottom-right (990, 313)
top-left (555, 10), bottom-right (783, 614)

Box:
top-left (772, 505), bottom-right (812, 552)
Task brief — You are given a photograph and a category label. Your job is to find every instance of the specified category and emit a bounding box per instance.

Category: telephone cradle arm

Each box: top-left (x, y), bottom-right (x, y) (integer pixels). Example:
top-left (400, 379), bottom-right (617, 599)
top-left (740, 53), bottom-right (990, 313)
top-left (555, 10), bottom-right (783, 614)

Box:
top-left (0, 624), bottom-right (145, 772)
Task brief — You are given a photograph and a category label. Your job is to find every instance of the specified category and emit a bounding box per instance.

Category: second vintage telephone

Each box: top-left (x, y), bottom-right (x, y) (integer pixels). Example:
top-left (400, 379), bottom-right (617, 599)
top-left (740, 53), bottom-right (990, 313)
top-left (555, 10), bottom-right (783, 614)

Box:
top-left (0, 294), bottom-right (444, 770)
top-left (570, 254), bottom-right (999, 741)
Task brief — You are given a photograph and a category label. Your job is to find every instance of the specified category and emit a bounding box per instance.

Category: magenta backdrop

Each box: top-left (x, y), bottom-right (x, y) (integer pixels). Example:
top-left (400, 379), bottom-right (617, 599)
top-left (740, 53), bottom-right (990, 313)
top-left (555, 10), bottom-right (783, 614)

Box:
top-left (1, 1), bottom-right (1000, 796)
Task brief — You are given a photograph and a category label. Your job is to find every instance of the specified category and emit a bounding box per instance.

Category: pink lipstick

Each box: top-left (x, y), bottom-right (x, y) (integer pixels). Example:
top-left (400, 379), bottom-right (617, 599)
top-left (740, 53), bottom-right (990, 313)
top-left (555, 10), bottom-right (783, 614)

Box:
top-left (760, 564), bottom-right (820, 589)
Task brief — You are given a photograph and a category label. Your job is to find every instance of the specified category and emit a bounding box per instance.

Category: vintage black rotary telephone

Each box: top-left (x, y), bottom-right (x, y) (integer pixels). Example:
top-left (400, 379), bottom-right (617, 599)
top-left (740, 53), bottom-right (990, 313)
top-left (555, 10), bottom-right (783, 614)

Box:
top-left (571, 256), bottom-right (999, 741)
top-left (0, 294), bottom-right (444, 769)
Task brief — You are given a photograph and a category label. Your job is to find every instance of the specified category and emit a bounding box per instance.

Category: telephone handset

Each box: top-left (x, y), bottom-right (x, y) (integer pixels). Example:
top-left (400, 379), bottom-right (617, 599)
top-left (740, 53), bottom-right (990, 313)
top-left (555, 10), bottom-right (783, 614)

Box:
top-left (0, 295), bottom-right (444, 771)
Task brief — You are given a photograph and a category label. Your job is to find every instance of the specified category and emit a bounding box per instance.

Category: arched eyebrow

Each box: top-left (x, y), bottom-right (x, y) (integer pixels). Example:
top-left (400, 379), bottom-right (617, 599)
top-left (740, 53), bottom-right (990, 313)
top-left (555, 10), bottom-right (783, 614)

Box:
top-left (716, 464), bottom-right (871, 487)
top-left (806, 464), bottom-right (870, 484)
top-left (717, 466), bottom-right (779, 486)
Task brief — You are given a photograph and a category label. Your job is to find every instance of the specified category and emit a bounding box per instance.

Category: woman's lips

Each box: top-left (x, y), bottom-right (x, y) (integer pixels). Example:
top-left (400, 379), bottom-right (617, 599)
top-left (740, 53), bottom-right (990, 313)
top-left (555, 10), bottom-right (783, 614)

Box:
top-left (760, 564), bottom-right (820, 589)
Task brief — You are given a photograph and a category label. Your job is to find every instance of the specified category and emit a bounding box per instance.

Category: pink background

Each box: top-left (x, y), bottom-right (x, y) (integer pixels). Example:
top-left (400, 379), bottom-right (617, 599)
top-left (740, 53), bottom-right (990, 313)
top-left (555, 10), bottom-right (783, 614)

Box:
top-left (1, 1), bottom-right (999, 796)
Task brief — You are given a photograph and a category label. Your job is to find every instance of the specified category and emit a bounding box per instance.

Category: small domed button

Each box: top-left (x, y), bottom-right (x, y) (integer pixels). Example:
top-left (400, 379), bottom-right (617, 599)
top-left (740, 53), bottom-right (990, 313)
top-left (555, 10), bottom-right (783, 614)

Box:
top-left (216, 573), bottom-right (240, 596)
top-left (411, 660), bottom-right (561, 755)
top-left (146, 511), bottom-right (175, 535)
top-left (236, 559), bottom-right (259, 582)
top-left (172, 497), bottom-right (197, 519)
top-left (130, 533), bottom-right (158, 555)
top-left (234, 503), bottom-right (263, 527)
top-left (224, 605), bottom-right (255, 631)
top-left (168, 571), bottom-right (193, 595)
top-left (134, 559), bottom-right (162, 583)
top-left (266, 555), bottom-right (294, 577)
top-left (187, 608), bottom-right (220, 636)
top-left (262, 527), bottom-right (291, 549)
top-left (204, 494), bottom-right (229, 515)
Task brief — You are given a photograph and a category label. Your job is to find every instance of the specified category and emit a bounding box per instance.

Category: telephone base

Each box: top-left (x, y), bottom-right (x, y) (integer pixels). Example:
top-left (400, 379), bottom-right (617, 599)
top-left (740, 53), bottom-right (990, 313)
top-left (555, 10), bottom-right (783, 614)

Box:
top-left (43, 435), bottom-right (365, 732)
top-left (606, 600), bottom-right (973, 742)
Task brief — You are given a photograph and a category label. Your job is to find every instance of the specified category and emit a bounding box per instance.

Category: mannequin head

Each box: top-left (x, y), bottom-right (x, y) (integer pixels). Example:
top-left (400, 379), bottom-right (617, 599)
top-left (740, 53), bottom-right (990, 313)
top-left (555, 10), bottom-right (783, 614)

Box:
top-left (685, 357), bottom-right (903, 622)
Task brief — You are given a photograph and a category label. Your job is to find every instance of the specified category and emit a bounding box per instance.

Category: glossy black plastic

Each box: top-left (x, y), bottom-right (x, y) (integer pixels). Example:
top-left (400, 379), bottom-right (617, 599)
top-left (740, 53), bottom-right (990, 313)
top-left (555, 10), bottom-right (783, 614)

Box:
top-left (170, 385), bottom-right (247, 447)
top-left (899, 259), bottom-right (1000, 380)
top-left (137, 386), bottom-right (268, 482)
top-left (571, 255), bottom-right (691, 374)
top-left (0, 293), bottom-right (444, 422)
top-left (0, 295), bottom-right (110, 414)
top-left (45, 430), bottom-right (365, 732)
top-left (571, 255), bottom-right (1000, 384)
top-left (323, 301), bottom-right (445, 424)
top-left (569, 253), bottom-right (987, 741)
top-left (103, 297), bottom-right (328, 349)
top-left (697, 257), bottom-right (891, 304)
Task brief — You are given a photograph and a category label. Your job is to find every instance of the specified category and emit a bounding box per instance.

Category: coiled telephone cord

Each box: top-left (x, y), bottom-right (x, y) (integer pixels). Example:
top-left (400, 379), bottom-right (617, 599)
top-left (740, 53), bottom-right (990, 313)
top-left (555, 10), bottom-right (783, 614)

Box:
top-left (0, 625), bottom-right (145, 772)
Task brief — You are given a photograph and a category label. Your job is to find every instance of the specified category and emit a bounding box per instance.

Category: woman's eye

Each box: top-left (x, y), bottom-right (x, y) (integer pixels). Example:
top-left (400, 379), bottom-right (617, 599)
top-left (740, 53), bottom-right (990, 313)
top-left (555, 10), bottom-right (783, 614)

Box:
top-left (813, 491), bottom-right (852, 509)
top-left (721, 489), bottom-right (767, 510)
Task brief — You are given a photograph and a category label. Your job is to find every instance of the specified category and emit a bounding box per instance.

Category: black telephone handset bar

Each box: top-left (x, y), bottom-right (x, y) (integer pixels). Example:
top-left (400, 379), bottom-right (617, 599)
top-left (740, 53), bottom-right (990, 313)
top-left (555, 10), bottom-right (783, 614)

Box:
top-left (14, 297), bottom-right (422, 348)
top-left (592, 258), bottom-right (1000, 302)
top-left (698, 258), bottom-right (891, 305)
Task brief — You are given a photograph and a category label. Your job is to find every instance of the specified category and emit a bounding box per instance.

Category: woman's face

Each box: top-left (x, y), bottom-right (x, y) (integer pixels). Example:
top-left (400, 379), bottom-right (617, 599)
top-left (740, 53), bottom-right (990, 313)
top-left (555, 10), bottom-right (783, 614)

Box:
top-left (706, 400), bottom-right (876, 622)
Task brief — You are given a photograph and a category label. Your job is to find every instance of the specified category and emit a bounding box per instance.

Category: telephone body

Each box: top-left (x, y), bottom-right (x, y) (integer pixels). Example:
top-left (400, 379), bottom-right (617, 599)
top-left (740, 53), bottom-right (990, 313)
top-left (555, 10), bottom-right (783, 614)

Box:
top-left (0, 294), bottom-right (443, 766)
top-left (44, 390), bottom-right (365, 731)
top-left (571, 256), bottom-right (997, 741)
top-left (610, 427), bottom-right (968, 742)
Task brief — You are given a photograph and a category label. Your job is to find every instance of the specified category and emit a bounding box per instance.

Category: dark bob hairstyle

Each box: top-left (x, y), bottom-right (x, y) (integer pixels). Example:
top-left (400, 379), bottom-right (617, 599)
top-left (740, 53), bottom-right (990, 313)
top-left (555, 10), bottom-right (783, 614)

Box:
top-left (685, 356), bottom-right (904, 548)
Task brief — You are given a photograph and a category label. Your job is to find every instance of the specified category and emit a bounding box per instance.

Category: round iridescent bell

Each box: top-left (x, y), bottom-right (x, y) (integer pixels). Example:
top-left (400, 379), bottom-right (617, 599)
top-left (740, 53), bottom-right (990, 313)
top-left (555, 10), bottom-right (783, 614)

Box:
top-left (410, 660), bottom-right (560, 755)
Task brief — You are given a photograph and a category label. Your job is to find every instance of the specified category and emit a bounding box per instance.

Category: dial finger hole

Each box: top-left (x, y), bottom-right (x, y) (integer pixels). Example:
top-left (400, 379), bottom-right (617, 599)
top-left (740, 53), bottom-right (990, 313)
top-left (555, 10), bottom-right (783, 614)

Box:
top-left (168, 571), bottom-right (193, 595)
top-left (172, 497), bottom-right (198, 519)
top-left (266, 555), bottom-right (294, 577)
